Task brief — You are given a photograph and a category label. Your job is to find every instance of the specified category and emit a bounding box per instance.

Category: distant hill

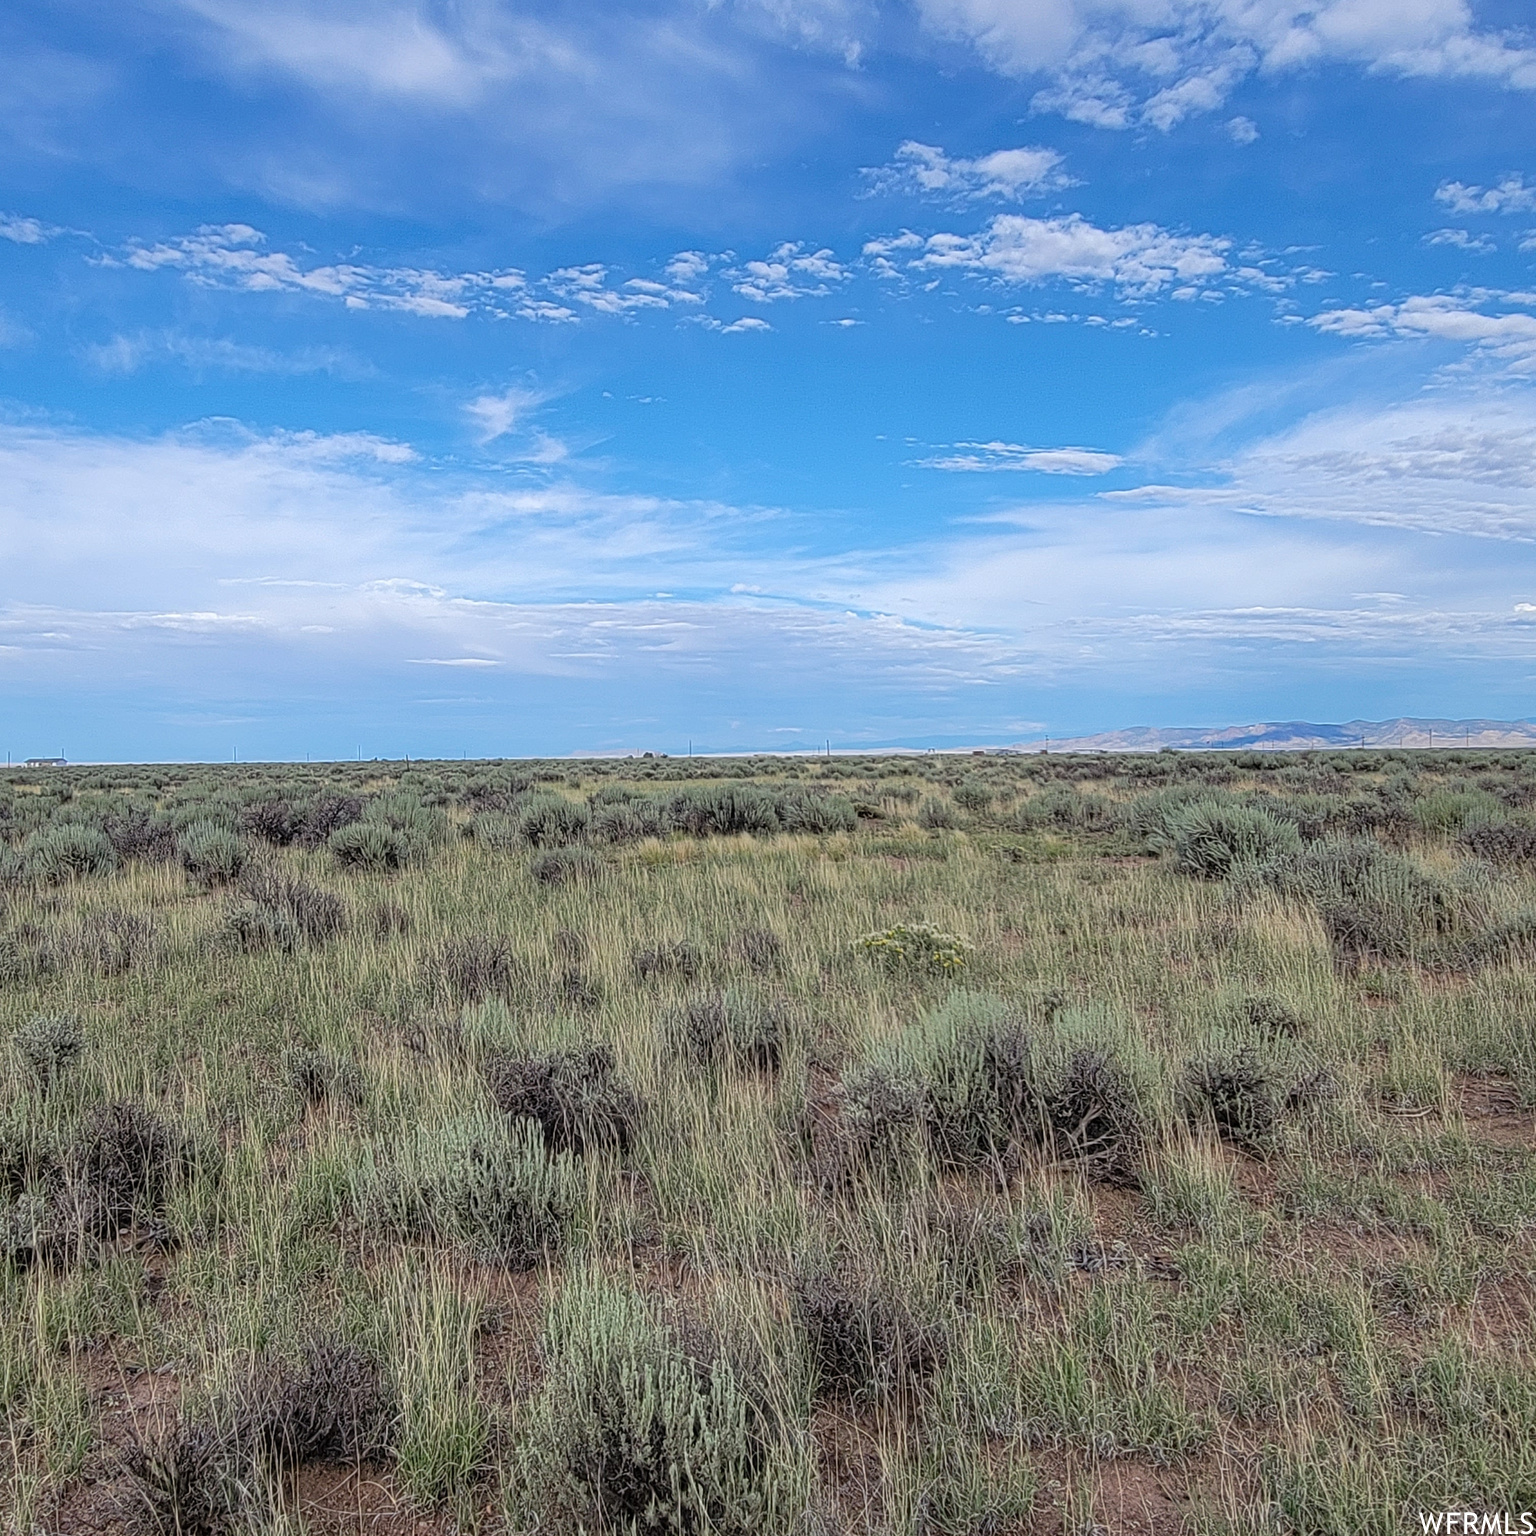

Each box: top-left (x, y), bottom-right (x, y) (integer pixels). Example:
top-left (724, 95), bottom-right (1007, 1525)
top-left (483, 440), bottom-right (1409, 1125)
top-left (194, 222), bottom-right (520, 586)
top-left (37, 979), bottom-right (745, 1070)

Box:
top-left (1006, 718), bottom-right (1536, 753)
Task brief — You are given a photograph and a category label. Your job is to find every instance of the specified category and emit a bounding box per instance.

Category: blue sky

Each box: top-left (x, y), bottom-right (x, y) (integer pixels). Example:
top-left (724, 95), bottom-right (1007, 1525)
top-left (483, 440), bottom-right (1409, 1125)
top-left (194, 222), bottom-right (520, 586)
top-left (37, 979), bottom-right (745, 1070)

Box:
top-left (3, 0), bottom-right (1536, 758)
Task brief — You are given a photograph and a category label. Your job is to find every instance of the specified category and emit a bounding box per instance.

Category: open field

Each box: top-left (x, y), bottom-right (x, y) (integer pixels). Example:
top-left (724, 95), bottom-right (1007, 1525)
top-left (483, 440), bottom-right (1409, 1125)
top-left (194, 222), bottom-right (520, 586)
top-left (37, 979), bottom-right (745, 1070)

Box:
top-left (2, 748), bottom-right (1535, 1534)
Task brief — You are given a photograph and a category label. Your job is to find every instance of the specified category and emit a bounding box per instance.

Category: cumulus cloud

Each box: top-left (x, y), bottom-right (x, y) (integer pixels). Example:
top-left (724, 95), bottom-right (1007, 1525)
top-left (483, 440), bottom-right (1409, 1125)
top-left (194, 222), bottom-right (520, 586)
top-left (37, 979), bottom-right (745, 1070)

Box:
top-left (917, 441), bottom-right (1123, 474)
top-left (546, 263), bottom-right (705, 315)
top-left (1226, 115), bottom-right (1259, 144)
top-left (116, 222), bottom-right (533, 318)
top-left (862, 140), bottom-right (1071, 201)
top-left (110, 224), bottom-right (735, 324)
top-left (903, 212), bottom-right (1232, 298)
top-left (731, 242), bottom-right (849, 302)
top-left (1436, 175), bottom-right (1536, 215)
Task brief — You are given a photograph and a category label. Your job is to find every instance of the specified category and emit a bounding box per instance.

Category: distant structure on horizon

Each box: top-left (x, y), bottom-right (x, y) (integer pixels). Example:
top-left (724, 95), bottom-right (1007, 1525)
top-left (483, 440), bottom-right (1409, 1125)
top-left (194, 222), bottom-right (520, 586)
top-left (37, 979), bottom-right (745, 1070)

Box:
top-left (23, 757), bottom-right (67, 767)
top-left (1006, 717), bottom-right (1536, 754)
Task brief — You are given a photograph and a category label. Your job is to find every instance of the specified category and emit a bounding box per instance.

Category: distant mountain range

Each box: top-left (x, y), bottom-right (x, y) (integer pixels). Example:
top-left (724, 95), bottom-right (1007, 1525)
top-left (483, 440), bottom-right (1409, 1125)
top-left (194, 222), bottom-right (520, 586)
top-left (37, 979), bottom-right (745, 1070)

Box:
top-left (1005, 718), bottom-right (1536, 753)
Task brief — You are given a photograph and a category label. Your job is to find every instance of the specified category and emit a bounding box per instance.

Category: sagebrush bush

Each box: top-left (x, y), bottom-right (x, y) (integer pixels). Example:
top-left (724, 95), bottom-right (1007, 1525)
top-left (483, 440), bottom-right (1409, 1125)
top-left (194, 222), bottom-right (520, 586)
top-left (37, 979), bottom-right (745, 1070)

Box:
top-left (793, 1268), bottom-right (945, 1404)
top-left (1241, 993), bottom-right (1308, 1038)
top-left (952, 777), bottom-right (994, 814)
top-left (1185, 1046), bottom-right (1280, 1155)
top-left (916, 796), bottom-right (958, 831)
top-left (669, 990), bottom-right (786, 1072)
top-left (232, 866), bottom-right (345, 947)
top-left (363, 790), bottom-right (449, 858)
top-left (531, 846), bottom-right (603, 885)
top-left (104, 810), bottom-right (178, 865)
top-left (485, 1042), bottom-right (642, 1156)
top-left (518, 793), bottom-right (591, 848)
top-left (283, 1045), bottom-right (365, 1108)
top-left (1236, 834), bottom-right (1491, 969)
top-left (239, 1334), bottom-right (394, 1472)
top-left (1460, 818), bottom-right (1536, 864)
top-left (665, 785), bottom-right (781, 836)
top-left (633, 938), bottom-right (704, 982)
top-left (297, 792), bottom-right (363, 848)
top-left (328, 819), bottom-right (407, 870)
top-left (589, 799), bottom-right (661, 844)
top-left (240, 798), bottom-right (302, 846)
top-left (1040, 1044), bottom-right (1146, 1186)
top-left (12, 1012), bottom-right (85, 1093)
top-left (777, 791), bottom-right (857, 834)
top-left (358, 1109), bottom-right (577, 1268)
top-left (429, 934), bottom-right (518, 1004)
top-left (734, 925), bottom-right (784, 972)
top-left (519, 1273), bottom-right (800, 1535)
top-left (121, 1411), bottom-right (231, 1536)
top-left (50, 907), bottom-right (156, 974)
top-left (222, 899), bottom-right (299, 953)
top-left (60, 1100), bottom-right (204, 1249)
top-left (1015, 784), bottom-right (1122, 834)
top-left (881, 993), bottom-right (1037, 1169)
top-left (22, 823), bottom-right (117, 882)
top-left (177, 820), bottom-right (247, 884)
top-left (469, 810), bottom-right (521, 851)
top-left (1153, 797), bottom-right (1302, 879)
top-left (816, 1063), bottom-right (929, 1189)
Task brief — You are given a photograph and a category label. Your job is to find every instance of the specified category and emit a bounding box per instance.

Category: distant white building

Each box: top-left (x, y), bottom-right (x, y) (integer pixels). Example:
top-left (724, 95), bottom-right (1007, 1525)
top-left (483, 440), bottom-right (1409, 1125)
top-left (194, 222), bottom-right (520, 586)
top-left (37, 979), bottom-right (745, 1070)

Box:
top-left (24, 757), bottom-right (66, 767)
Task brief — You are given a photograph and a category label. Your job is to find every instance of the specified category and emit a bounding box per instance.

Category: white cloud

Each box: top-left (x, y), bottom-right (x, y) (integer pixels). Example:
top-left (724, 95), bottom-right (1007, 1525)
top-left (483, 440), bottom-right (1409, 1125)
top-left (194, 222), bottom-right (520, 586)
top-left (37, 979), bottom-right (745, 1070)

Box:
top-left (1436, 175), bottom-right (1536, 214)
top-left (546, 263), bottom-right (703, 315)
top-left (116, 223), bottom-right (529, 318)
top-left (1309, 293), bottom-right (1536, 371)
top-left (731, 242), bottom-right (850, 303)
top-left (0, 213), bottom-right (61, 244)
top-left (730, 0), bottom-right (871, 66)
top-left (862, 230), bottom-right (926, 280)
top-left (665, 250), bottom-right (711, 284)
top-left (1104, 386), bottom-right (1536, 543)
top-left (8, 383), bottom-right (1536, 728)
top-left (0, 416), bottom-right (1038, 714)
top-left (690, 314), bottom-right (775, 334)
top-left (1226, 115), bottom-right (1259, 144)
top-left (918, 441), bottom-right (1123, 474)
top-left (164, 0), bottom-right (552, 104)
top-left (906, 212), bottom-right (1232, 298)
top-left (1424, 228), bottom-right (1495, 252)
top-left (110, 224), bottom-right (732, 324)
top-left (862, 140), bottom-right (1071, 201)
top-left (82, 330), bottom-right (365, 376)
top-left (911, 0), bottom-right (1536, 132)
top-left (465, 387), bottom-right (549, 444)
